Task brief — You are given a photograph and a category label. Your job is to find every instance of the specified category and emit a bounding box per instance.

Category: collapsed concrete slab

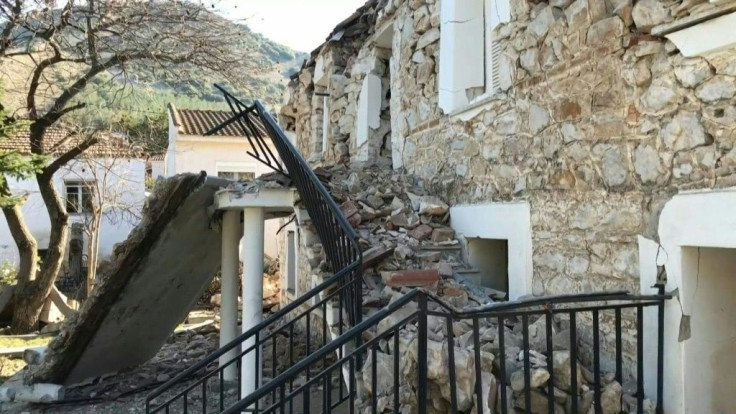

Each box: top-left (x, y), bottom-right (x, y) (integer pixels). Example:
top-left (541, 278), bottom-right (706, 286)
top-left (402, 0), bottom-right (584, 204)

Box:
top-left (29, 173), bottom-right (229, 385)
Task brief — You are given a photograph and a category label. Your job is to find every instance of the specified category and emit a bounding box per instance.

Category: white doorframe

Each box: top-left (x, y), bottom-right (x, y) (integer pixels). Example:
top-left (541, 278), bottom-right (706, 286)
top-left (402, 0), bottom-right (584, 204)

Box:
top-left (640, 187), bottom-right (736, 414)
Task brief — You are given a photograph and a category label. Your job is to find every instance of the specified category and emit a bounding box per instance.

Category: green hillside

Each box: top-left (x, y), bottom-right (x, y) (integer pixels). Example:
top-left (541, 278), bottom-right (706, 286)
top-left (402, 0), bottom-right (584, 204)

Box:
top-left (0, 12), bottom-right (307, 154)
top-left (73, 23), bottom-right (307, 153)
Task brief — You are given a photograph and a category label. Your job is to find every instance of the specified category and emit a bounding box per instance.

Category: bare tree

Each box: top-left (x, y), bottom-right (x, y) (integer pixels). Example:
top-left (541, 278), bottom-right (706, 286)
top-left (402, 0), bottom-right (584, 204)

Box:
top-left (62, 132), bottom-right (142, 296)
top-left (0, 0), bottom-right (259, 332)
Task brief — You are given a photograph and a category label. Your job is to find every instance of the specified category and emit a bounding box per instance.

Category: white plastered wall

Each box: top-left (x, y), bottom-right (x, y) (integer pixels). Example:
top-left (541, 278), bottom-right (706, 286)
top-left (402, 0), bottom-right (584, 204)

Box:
top-left (664, 12), bottom-right (736, 57)
top-left (355, 73), bottom-right (382, 162)
top-left (450, 202), bottom-right (533, 300)
top-left (438, 0), bottom-right (485, 114)
top-left (638, 187), bottom-right (736, 414)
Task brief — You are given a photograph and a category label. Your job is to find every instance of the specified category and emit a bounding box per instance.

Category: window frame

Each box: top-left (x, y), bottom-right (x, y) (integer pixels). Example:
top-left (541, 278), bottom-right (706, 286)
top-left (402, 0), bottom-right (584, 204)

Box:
top-left (439, 0), bottom-right (511, 115)
top-left (215, 162), bottom-right (258, 182)
top-left (64, 180), bottom-right (95, 214)
top-left (468, 0), bottom-right (511, 105)
top-left (217, 171), bottom-right (256, 181)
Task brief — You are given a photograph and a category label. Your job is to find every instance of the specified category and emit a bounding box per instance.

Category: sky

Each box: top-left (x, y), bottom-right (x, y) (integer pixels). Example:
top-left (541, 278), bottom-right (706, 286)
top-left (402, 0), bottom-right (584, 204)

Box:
top-left (211, 0), bottom-right (368, 52)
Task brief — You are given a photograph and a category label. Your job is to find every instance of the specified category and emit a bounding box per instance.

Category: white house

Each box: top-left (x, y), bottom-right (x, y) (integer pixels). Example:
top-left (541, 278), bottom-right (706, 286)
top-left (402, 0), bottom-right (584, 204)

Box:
top-left (165, 104), bottom-right (282, 257)
top-left (0, 127), bottom-right (146, 268)
top-left (147, 154), bottom-right (166, 183)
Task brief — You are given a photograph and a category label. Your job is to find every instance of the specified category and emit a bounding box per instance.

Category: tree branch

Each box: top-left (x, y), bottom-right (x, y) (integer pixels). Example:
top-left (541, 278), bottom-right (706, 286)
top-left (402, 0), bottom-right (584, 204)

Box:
top-left (42, 136), bottom-right (100, 176)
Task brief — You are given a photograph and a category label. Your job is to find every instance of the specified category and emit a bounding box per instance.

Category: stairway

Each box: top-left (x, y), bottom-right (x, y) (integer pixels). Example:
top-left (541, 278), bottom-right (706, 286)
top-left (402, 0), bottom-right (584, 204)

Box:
top-left (145, 92), bottom-right (364, 413)
top-left (145, 91), bottom-right (671, 414)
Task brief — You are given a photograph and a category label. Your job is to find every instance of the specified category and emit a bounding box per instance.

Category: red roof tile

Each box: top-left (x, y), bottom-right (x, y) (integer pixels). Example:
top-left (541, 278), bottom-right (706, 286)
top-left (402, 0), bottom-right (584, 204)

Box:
top-left (168, 104), bottom-right (267, 138)
top-left (0, 126), bottom-right (139, 158)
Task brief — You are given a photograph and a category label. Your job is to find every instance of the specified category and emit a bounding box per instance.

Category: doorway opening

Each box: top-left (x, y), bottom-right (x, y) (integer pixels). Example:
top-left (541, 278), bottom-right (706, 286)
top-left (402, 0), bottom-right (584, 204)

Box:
top-left (466, 238), bottom-right (509, 295)
top-left (681, 246), bottom-right (736, 414)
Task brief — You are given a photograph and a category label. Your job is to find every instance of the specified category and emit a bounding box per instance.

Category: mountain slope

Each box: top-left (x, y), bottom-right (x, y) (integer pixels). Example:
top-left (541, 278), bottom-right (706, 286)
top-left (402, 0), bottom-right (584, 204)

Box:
top-left (0, 13), bottom-right (306, 154)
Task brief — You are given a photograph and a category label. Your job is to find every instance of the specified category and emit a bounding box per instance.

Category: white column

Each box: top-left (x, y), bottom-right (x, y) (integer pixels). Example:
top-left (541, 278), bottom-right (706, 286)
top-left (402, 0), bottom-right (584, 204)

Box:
top-left (219, 210), bottom-right (241, 382)
top-left (241, 207), bottom-right (265, 398)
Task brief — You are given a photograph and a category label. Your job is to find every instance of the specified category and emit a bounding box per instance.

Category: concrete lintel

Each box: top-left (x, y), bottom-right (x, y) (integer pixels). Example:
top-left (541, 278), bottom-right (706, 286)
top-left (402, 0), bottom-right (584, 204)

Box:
top-left (657, 8), bottom-right (736, 57)
top-left (373, 21), bottom-right (395, 49)
top-left (652, 1), bottom-right (736, 36)
top-left (215, 187), bottom-right (295, 214)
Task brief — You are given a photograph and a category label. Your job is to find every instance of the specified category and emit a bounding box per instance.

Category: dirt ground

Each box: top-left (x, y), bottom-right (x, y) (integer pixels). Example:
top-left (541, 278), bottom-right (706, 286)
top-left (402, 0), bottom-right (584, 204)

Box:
top-left (0, 322), bottom-right (220, 414)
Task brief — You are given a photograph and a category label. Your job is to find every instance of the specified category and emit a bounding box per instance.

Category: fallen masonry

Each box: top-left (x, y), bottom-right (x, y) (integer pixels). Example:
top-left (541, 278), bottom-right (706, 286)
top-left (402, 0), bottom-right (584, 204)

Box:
top-left (287, 164), bottom-right (658, 414)
top-left (354, 297), bottom-right (656, 414)
top-left (25, 174), bottom-right (232, 387)
top-left (1, 164), bottom-right (665, 413)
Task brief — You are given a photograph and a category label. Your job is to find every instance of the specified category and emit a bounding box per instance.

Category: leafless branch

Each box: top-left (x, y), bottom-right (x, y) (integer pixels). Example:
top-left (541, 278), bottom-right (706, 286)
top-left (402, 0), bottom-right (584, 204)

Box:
top-left (42, 134), bottom-right (99, 175)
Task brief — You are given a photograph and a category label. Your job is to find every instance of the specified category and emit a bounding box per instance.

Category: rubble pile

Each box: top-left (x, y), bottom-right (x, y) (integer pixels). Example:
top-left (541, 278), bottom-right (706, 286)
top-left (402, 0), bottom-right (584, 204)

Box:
top-left (208, 255), bottom-right (282, 316)
top-left (298, 165), bottom-right (651, 413)
top-left (356, 309), bottom-right (655, 414)
top-left (62, 324), bottom-right (221, 402)
top-left (312, 165), bottom-right (506, 312)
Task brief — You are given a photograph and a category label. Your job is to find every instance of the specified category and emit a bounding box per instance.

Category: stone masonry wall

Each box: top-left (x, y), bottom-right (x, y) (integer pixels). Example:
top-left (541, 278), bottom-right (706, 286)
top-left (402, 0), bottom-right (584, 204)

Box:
top-left (282, 0), bottom-right (736, 297)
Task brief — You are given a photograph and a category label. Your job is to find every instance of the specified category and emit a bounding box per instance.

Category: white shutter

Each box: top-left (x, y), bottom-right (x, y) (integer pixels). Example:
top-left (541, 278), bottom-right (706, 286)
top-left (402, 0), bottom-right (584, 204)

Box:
top-left (488, 0), bottom-right (511, 30)
top-left (438, 0), bottom-right (485, 113)
top-left (356, 74), bottom-right (382, 148)
top-left (486, 0), bottom-right (511, 94)
top-left (490, 40), bottom-right (503, 93)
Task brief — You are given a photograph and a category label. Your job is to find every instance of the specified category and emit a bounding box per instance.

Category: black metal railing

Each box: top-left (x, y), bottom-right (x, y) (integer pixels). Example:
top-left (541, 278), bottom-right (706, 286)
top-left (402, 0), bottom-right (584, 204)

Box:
top-left (145, 91), bottom-right (363, 413)
top-left (210, 88), bottom-right (363, 327)
top-left (222, 288), bottom-right (670, 414)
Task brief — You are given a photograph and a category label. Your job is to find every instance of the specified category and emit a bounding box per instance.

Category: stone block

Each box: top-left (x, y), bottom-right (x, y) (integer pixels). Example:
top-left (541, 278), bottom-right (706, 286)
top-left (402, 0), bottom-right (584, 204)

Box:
top-left (529, 6), bottom-right (563, 40)
top-left (383, 269), bottom-right (440, 288)
top-left (695, 75), bottom-right (736, 103)
top-left (632, 0), bottom-right (670, 33)
top-left (586, 16), bottom-right (625, 45)
top-left (634, 144), bottom-right (662, 183)
top-left (565, 0), bottom-right (590, 28)
top-left (431, 227), bottom-right (456, 243)
top-left (662, 111), bottom-right (707, 151)
top-left (674, 58), bottom-right (713, 88)
top-left (408, 224), bottom-right (433, 241)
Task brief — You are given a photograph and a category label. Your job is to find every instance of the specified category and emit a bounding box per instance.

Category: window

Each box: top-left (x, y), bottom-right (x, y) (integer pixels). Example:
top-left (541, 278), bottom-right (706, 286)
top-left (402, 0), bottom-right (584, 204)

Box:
top-left (439, 0), bottom-right (511, 114)
top-left (314, 57), bottom-right (330, 156)
top-left (218, 171), bottom-right (256, 181)
top-left (286, 230), bottom-right (297, 295)
top-left (356, 74), bottom-right (382, 149)
top-left (65, 181), bottom-right (94, 214)
top-left (321, 94), bottom-right (329, 155)
top-left (308, 90), bottom-right (329, 160)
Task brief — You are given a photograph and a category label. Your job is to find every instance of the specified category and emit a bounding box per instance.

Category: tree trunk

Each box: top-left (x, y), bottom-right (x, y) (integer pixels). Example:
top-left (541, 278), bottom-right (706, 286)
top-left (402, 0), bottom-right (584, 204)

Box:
top-left (5, 204), bottom-right (39, 333)
top-left (11, 172), bottom-right (68, 333)
top-left (0, 177), bottom-right (40, 333)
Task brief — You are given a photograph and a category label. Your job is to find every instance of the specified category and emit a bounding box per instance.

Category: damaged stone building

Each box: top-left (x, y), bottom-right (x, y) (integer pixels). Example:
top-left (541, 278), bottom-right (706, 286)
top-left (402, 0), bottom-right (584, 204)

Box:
top-left (277, 0), bottom-right (736, 412)
top-left (14, 1), bottom-right (736, 413)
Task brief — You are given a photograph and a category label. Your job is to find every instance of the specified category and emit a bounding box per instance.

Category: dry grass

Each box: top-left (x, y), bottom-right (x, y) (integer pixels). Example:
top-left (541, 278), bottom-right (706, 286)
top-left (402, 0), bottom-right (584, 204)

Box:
top-left (0, 335), bottom-right (53, 349)
top-left (0, 357), bottom-right (25, 382)
top-left (0, 335), bottom-right (53, 383)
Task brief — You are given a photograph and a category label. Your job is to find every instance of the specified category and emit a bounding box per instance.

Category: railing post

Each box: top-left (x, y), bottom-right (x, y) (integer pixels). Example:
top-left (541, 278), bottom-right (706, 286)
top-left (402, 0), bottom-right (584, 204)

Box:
top-left (657, 284), bottom-right (665, 414)
top-left (417, 293), bottom-right (428, 414)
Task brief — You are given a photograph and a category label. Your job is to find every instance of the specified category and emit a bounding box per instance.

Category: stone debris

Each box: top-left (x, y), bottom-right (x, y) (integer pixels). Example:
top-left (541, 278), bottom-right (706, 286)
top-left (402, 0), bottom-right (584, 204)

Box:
top-left (302, 164), bottom-right (507, 312)
top-left (355, 308), bottom-right (649, 414)
top-left (299, 164), bottom-right (647, 412)
top-left (27, 174), bottom-right (232, 386)
top-left (209, 256), bottom-right (282, 317)
top-left (296, 164), bottom-right (651, 413)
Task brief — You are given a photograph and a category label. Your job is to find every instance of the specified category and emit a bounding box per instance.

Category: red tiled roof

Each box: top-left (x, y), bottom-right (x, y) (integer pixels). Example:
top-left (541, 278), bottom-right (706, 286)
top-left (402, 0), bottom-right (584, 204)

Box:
top-left (168, 104), bottom-right (267, 138)
top-left (0, 126), bottom-right (139, 158)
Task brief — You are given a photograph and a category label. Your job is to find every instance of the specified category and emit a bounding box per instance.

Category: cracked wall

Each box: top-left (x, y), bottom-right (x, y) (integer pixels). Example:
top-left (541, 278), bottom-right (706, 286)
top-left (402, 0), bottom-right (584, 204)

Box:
top-left (282, 0), bottom-right (736, 298)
